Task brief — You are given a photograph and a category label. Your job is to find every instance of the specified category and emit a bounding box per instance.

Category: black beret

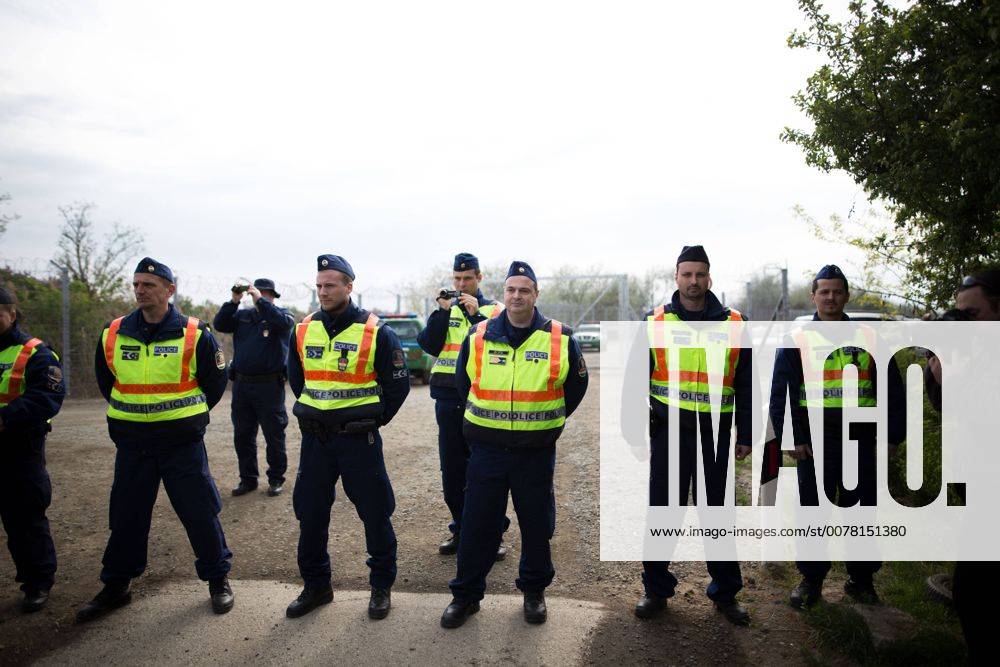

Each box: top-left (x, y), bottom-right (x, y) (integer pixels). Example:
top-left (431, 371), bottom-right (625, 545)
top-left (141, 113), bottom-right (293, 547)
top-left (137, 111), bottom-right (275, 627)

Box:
top-left (453, 252), bottom-right (479, 272)
top-left (0, 286), bottom-right (16, 306)
top-left (676, 245), bottom-right (710, 266)
top-left (506, 260), bottom-right (537, 285)
top-left (134, 257), bottom-right (174, 283)
top-left (814, 264), bottom-right (849, 290)
top-left (316, 254), bottom-right (355, 281)
top-left (253, 278), bottom-right (281, 298)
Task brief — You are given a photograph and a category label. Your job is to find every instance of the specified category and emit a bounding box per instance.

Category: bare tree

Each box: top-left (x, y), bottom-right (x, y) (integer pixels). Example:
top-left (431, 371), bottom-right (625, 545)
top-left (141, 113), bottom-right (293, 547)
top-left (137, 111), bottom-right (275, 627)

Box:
top-left (0, 183), bottom-right (18, 238)
top-left (54, 202), bottom-right (144, 298)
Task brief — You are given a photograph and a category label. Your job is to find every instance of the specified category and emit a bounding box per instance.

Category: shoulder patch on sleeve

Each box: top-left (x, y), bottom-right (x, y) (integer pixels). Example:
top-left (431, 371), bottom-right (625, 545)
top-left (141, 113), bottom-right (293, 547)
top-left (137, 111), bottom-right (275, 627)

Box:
top-left (215, 349), bottom-right (226, 370)
top-left (46, 365), bottom-right (64, 392)
top-left (392, 349), bottom-right (406, 368)
top-left (578, 355), bottom-right (588, 377)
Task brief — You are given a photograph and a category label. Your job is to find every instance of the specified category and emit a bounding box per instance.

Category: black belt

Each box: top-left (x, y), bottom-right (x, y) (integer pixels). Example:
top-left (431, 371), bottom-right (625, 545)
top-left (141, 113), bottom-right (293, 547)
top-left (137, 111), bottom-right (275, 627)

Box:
top-left (298, 418), bottom-right (379, 436)
top-left (234, 371), bottom-right (285, 383)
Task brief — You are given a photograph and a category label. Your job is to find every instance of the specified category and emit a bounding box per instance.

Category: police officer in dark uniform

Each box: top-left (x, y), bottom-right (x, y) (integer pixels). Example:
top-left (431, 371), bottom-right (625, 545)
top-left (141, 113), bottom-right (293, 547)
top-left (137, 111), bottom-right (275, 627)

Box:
top-left (213, 278), bottom-right (294, 497)
top-left (78, 258), bottom-right (234, 622)
top-left (632, 245), bottom-right (753, 626)
top-left (0, 286), bottom-right (64, 613)
top-left (769, 264), bottom-right (905, 608)
top-left (285, 254), bottom-right (410, 621)
top-left (417, 252), bottom-right (508, 559)
top-left (441, 261), bottom-right (589, 628)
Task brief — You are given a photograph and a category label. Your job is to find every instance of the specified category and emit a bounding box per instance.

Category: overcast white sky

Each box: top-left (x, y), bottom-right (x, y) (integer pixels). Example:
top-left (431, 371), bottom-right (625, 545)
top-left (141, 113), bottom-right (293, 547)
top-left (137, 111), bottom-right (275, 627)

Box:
top-left (1, 0), bottom-right (869, 311)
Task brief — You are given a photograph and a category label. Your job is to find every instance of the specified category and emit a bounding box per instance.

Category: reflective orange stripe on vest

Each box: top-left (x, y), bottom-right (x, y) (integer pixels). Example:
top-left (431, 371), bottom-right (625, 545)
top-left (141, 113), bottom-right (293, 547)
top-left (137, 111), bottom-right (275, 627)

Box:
top-left (650, 306), bottom-right (741, 386)
top-left (297, 312), bottom-right (379, 383)
top-left (470, 320), bottom-right (565, 402)
top-left (0, 338), bottom-right (43, 402)
top-left (105, 316), bottom-right (200, 394)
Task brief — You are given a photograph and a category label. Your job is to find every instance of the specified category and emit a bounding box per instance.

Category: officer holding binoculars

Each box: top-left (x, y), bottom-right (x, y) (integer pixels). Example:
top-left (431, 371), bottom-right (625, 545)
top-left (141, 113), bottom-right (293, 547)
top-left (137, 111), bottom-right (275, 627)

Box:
top-left (213, 278), bottom-right (294, 497)
top-left (418, 253), bottom-right (509, 559)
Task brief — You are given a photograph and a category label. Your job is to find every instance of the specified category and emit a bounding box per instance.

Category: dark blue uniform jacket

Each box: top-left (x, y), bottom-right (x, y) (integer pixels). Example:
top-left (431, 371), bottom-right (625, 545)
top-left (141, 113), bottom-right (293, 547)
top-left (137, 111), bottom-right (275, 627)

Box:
top-left (212, 297), bottom-right (294, 376)
top-left (455, 307), bottom-right (589, 448)
top-left (287, 300), bottom-right (410, 427)
top-left (1, 322), bottom-right (65, 450)
top-left (418, 290), bottom-right (496, 401)
top-left (94, 305), bottom-right (227, 446)
top-left (769, 312), bottom-right (906, 445)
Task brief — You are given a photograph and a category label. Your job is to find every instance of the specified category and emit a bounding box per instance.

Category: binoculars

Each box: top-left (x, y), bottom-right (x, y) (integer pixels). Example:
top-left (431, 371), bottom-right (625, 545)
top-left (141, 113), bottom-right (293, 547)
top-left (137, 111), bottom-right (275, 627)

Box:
top-left (439, 289), bottom-right (462, 300)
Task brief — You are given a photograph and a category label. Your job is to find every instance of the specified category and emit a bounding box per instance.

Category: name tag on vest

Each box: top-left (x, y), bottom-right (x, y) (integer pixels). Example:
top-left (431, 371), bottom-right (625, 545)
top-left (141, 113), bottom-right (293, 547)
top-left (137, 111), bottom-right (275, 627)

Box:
top-left (306, 345), bottom-right (325, 359)
top-left (525, 351), bottom-right (549, 362)
top-left (120, 344), bottom-right (140, 361)
top-left (333, 341), bottom-right (358, 352)
top-left (153, 345), bottom-right (179, 355)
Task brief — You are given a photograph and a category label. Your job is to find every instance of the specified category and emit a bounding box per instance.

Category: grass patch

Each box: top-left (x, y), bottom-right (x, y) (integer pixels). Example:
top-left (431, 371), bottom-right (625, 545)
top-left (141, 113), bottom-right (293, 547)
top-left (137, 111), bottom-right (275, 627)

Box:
top-left (879, 561), bottom-right (960, 631)
top-left (879, 629), bottom-right (967, 665)
top-left (806, 603), bottom-right (876, 664)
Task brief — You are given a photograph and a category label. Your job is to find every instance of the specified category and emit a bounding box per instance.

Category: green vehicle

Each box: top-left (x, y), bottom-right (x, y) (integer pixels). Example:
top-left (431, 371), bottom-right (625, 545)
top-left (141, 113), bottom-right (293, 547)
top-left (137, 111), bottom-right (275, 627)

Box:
top-left (381, 313), bottom-right (434, 384)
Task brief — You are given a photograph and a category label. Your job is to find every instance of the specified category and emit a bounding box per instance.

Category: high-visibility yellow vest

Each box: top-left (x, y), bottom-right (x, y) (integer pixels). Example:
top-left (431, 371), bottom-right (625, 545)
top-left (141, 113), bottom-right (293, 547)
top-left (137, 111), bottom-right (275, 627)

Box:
top-left (294, 311), bottom-right (382, 416)
top-left (647, 306), bottom-right (743, 413)
top-left (101, 316), bottom-right (208, 422)
top-left (793, 328), bottom-right (876, 408)
top-left (430, 302), bottom-right (503, 382)
top-left (0, 338), bottom-right (44, 408)
top-left (463, 318), bottom-right (570, 432)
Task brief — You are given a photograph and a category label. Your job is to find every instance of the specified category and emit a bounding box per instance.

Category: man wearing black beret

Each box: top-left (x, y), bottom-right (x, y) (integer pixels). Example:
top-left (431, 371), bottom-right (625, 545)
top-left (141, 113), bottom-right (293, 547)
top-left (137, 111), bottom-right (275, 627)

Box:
top-left (284, 253), bottom-right (410, 621)
top-left (213, 277), bottom-right (294, 498)
top-left (78, 257), bottom-right (234, 622)
top-left (633, 245), bottom-right (754, 626)
top-left (440, 260), bottom-right (589, 628)
top-left (0, 286), bottom-right (65, 613)
top-left (417, 252), bottom-right (508, 559)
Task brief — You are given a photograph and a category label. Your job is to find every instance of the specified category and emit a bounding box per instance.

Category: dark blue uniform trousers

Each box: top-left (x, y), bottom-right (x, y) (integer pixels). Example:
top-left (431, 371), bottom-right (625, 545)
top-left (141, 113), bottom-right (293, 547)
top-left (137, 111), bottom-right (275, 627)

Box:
top-left (642, 415), bottom-right (743, 602)
top-left (795, 434), bottom-right (880, 583)
top-left (0, 445), bottom-right (57, 591)
top-left (450, 442), bottom-right (556, 602)
top-left (435, 399), bottom-right (511, 536)
top-left (293, 430), bottom-right (397, 590)
top-left (100, 439), bottom-right (232, 584)
top-left (231, 380), bottom-right (288, 485)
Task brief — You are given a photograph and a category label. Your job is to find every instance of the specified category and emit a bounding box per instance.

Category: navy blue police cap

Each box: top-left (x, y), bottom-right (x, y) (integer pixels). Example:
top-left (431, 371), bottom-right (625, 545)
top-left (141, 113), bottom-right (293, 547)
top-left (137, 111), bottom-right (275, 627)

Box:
top-left (134, 257), bottom-right (174, 283)
top-left (814, 264), bottom-right (849, 290)
top-left (0, 286), bottom-right (16, 305)
top-left (253, 278), bottom-right (281, 298)
top-left (317, 254), bottom-right (355, 281)
top-left (506, 260), bottom-right (537, 285)
top-left (676, 245), bottom-right (710, 267)
top-left (453, 252), bottom-right (480, 272)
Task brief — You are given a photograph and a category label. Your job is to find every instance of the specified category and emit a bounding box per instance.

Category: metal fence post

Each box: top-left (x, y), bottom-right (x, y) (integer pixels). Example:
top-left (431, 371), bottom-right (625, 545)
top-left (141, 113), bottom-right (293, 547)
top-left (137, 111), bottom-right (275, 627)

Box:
top-left (60, 265), bottom-right (71, 396)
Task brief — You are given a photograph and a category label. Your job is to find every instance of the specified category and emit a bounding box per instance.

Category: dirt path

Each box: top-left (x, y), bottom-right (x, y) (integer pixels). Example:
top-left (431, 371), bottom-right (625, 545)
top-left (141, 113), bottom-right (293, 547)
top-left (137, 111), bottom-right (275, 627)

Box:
top-left (1, 354), bottom-right (840, 664)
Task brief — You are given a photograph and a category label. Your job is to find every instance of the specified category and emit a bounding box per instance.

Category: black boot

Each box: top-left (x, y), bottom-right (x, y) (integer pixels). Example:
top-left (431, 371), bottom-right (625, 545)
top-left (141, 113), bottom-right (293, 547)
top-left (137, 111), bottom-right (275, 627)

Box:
top-left (209, 577), bottom-right (234, 614)
top-left (714, 600), bottom-right (751, 626)
top-left (21, 587), bottom-right (50, 614)
top-left (495, 540), bottom-right (508, 562)
top-left (523, 591), bottom-right (547, 624)
top-left (368, 588), bottom-right (391, 620)
top-left (231, 480), bottom-right (257, 497)
top-left (267, 481), bottom-right (283, 496)
top-left (440, 598), bottom-right (480, 628)
top-left (439, 532), bottom-right (460, 555)
top-left (634, 595), bottom-right (667, 619)
top-left (844, 578), bottom-right (880, 605)
top-left (790, 579), bottom-right (823, 609)
top-left (286, 586), bottom-right (334, 618)
top-left (76, 582), bottom-right (132, 623)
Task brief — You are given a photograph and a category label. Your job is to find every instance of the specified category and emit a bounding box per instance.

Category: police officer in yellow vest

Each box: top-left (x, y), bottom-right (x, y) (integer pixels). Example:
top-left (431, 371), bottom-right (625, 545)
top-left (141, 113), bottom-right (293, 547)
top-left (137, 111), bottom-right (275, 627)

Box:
top-left (440, 261), bottom-right (589, 628)
top-left (78, 258), bottom-right (233, 622)
top-left (417, 252), bottom-right (509, 558)
top-left (633, 245), bottom-right (753, 626)
top-left (0, 287), bottom-right (64, 613)
top-left (768, 264), bottom-right (905, 608)
top-left (284, 254), bottom-right (410, 621)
